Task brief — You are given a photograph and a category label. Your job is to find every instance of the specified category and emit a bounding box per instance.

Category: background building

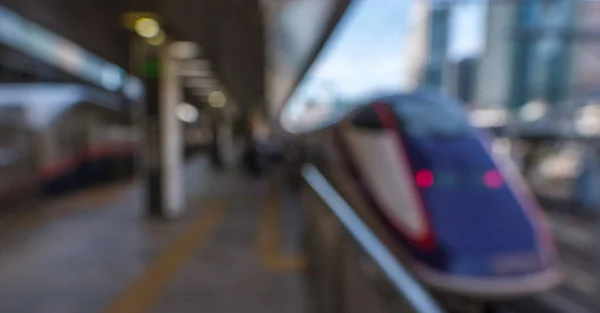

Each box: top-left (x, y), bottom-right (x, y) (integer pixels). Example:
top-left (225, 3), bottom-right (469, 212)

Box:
top-left (571, 1), bottom-right (600, 96)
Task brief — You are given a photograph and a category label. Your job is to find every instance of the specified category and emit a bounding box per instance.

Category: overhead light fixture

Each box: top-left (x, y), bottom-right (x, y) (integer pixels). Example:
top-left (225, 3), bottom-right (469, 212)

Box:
top-left (208, 91), bottom-right (226, 108)
top-left (134, 17), bottom-right (160, 38)
top-left (195, 85), bottom-right (222, 94)
top-left (170, 42), bottom-right (200, 59)
top-left (180, 69), bottom-right (213, 77)
top-left (185, 77), bottom-right (219, 88)
top-left (200, 84), bottom-right (221, 91)
top-left (182, 59), bottom-right (210, 71)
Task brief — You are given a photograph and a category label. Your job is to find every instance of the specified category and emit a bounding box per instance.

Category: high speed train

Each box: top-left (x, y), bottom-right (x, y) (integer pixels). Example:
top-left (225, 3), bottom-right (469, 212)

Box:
top-left (312, 88), bottom-right (563, 302)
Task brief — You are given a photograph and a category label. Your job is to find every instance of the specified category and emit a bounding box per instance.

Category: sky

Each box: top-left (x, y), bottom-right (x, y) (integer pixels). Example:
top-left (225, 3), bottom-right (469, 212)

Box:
top-left (307, 0), bottom-right (416, 98)
top-left (448, 3), bottom-right (487, 61)
top-left (281, 0), bottom-right (487, 132)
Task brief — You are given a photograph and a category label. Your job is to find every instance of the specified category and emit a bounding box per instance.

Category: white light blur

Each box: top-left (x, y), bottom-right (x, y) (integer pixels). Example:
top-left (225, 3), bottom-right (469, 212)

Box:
top-left (55, 40), bottom-right (84, 74)
top-left (448, 2), bottom-right (486, 62)
top-left (491, 137), bottom-right (512, 157)
top-left (575, 104), bottom-right (600, 136)
top-left (0, 6), bottom-right (131, 94)
top-left (123, 76), bottom-right (144, 101)
top-left (539, 145), bottom-right (582, 179)
top-left (469, 109), bottom-right (507, 127)
top-left (519, 99), bottom-right (548, 122)
top-left (176, 103), bottom-right (199, 123)
top-left (100, 64), bottom-right (125, 91)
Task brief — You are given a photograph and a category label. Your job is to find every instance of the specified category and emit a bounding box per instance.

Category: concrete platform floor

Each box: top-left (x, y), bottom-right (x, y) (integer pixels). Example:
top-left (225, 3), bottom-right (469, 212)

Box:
top-left (0, 157), bottom-right (309, 313)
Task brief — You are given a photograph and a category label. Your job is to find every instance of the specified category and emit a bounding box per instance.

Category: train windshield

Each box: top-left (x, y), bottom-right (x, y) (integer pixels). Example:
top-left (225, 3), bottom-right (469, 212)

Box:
top-left (392, 97), bottom-right (472, 139)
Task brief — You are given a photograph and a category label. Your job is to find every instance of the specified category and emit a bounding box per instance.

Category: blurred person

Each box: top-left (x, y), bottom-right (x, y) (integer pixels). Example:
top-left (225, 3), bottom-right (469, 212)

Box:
top-left (242, 137), bottom-right (262, 178)
top-left (209, 123), bottom-right (223, 170)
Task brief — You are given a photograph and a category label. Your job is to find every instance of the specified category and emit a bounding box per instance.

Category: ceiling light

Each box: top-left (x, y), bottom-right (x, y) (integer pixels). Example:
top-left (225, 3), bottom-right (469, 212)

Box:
top-left (176, 103), bottom-right (199, 123)
top-left (208, 91), bottom-right (226, 108)
top-left (134, 17), bottom-right (160, 38)
top-left (186, 77), bottom-right (218, 87)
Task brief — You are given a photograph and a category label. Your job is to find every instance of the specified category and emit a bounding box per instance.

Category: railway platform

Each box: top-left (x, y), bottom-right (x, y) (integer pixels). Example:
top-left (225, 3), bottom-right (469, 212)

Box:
top-left (0, 156), bottom-right (308, 313)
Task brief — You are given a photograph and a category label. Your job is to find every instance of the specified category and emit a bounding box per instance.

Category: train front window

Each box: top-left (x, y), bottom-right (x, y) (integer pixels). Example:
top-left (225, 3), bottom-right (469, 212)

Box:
top-left (392, 98), bottom-right (471, 139)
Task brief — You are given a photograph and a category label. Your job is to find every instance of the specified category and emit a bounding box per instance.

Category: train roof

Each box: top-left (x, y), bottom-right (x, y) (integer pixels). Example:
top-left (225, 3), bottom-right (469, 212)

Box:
top-left (0, 83), bottom-right (126, 129)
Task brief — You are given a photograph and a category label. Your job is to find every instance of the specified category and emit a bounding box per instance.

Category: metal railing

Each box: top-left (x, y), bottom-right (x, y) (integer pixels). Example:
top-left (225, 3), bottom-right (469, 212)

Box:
top-left (301, 164), bottom-right (445, 313)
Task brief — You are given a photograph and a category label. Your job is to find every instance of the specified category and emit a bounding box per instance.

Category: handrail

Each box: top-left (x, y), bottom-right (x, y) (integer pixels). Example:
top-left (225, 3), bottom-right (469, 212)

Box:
top-left (301, 164), bottom-right (446, 313)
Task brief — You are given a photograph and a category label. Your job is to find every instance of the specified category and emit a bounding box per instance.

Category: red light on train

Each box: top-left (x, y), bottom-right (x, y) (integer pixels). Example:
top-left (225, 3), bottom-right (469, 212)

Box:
top-left (416, 170), bottom-right (434, 188)
top-left (483, 170), bottom-right (503, 188)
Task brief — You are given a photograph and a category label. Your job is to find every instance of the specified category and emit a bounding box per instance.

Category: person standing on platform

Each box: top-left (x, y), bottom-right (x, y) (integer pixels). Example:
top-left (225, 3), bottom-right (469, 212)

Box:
top-left (209, 123), bottom-right (223, 170)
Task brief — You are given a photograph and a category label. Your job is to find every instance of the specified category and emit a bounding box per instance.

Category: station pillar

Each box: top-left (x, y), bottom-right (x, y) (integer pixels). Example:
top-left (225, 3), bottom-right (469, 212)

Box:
top-left (136, 38), bottom-right (185, 219)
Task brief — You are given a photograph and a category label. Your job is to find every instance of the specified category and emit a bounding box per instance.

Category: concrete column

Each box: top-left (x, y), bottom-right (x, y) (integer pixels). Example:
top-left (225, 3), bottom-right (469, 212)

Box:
top-left (158, 42), bottom-right (185, 218)
top-left (140, 40), bottom-right (184, 219)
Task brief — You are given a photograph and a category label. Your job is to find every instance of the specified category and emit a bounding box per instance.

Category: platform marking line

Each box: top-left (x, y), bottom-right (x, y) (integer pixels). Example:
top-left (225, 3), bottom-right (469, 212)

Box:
top-left (256, 179), bottom-right (307, 271)
top-left (102, 200), bottom-right (228, 313)
top-left (3, 181), bottom-right (130, 230)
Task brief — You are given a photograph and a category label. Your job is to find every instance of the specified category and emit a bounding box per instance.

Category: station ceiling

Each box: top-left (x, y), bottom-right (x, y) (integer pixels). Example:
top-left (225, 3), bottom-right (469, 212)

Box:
top-left (1, 0), bottom-right (265, 109)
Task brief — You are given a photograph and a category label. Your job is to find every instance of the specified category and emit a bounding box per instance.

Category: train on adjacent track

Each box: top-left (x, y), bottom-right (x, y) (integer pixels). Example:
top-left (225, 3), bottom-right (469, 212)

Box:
top-left (0, 84), bottom-right (137, 206)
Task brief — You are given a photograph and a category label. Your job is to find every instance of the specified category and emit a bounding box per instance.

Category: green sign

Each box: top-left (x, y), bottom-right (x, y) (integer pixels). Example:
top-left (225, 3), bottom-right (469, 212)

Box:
top-left (141, 59), bottom-right (160, 79)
